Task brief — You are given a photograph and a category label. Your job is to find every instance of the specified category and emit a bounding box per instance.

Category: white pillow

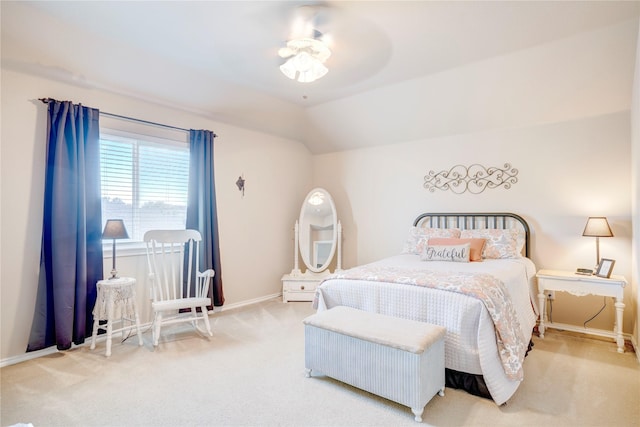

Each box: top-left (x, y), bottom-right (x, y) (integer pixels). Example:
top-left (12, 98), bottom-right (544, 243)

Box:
top-left (421, 243), bottom-right (471, 262)
top-left (515, 229), bottom-right (526, 255)
top-left (460, 228), bottom-right (521, 259)
top-left (402, 227), bottom-right (462, 255)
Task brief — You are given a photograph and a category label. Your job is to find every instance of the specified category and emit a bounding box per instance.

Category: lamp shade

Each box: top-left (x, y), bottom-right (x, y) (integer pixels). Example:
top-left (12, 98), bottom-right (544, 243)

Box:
top-left (582, 217), bottom-right (613, 237)
top-left (102, 219), bottom-right (129, 240)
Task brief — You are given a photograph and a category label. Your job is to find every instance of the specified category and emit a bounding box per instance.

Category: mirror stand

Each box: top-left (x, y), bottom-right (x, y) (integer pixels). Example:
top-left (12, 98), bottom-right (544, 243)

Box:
top-left (290, 220), bottom-right (302, 277)
top-left (283, 188), bottom-right (342, 303)
top-left (337, 220), bottom-right (342, 271)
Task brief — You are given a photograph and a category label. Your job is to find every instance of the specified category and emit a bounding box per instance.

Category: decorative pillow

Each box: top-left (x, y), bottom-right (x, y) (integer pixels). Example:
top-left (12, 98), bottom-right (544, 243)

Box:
top-left (515, 229), bottom-right (526, 255)
top-left (421, 243), bottom-right (471, 262)
top-left (401, 227), bottom-right (462, 255)
top-left (460, 228), bottom-right (521, 259)
top-left (427, 237), bottom-right (486, 262)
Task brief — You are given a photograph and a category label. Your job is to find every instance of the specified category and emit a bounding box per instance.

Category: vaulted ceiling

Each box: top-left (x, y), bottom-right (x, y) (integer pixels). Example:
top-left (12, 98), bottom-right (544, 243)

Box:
top-left (2, 1), bottom-right (639, 154)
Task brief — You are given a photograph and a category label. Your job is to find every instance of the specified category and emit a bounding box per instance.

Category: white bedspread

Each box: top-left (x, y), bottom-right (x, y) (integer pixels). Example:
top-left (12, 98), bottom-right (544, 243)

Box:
top-left (314, 254), bottom-right (538, 405)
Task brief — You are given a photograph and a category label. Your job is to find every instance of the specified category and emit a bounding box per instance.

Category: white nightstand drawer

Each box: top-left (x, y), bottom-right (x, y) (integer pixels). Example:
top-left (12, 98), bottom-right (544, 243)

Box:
top-left (284, 280), bottom-right (319, 292)
top-left (283, 290), bottom-right (315, 302)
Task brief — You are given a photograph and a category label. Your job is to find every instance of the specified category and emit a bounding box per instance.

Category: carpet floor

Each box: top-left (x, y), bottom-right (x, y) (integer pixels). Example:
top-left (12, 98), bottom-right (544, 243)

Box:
top-left (1, 297), bottom-right (638, 427)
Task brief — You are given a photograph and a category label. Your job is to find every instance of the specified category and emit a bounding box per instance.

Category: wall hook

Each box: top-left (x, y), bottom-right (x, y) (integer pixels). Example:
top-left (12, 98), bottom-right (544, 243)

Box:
top-left (236, 175), bottom-right (245, 197)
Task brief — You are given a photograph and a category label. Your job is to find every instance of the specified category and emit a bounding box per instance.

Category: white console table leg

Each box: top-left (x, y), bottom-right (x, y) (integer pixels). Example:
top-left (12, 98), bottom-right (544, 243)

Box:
top-left (615, 299), bottom-right (625, 353)
top-left (537, 291), bottom-right (546, 338)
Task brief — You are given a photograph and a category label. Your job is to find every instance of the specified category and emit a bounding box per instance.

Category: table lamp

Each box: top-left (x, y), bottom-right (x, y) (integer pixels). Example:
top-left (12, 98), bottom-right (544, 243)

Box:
top-left (582, 216), bottom-right (613, 268)
top-left (102, 219), bottom-right (129, 279)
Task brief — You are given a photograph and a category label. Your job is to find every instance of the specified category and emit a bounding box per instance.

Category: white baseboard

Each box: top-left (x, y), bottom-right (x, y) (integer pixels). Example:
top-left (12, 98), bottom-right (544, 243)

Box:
top-left (1, 293), bottom-right (284, 368)
top-left (0, 346), bottom-right (60, 368)
top-left (208, 292), bottom-right (282, 314)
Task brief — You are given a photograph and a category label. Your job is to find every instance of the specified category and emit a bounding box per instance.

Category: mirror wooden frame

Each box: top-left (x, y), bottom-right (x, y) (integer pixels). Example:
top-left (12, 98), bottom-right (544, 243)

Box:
top-left (298, 188), bottom-right (337, 273)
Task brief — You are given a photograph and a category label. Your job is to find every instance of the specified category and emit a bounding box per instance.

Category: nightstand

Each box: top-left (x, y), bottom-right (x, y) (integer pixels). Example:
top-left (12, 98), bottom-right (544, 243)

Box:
top-left (282, 274), bottom-right (322, 302)
top-left (536, 269), bottom-right (627, 353)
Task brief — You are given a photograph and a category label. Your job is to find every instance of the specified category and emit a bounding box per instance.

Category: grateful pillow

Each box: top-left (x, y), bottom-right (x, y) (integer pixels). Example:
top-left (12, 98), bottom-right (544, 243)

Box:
top-left (421, 243), bottom-right (471, 262)
top-left (427, 238), bottom-right (486, 262)
top-left (460, 228), bottom-right (521, 259)
top-left (402, 227), bottom-right (462, 255)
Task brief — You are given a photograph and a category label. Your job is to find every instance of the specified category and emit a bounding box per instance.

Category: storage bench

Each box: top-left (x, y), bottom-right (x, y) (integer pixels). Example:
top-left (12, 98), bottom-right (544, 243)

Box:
top-left (303, 306), bottom-right (446, 422)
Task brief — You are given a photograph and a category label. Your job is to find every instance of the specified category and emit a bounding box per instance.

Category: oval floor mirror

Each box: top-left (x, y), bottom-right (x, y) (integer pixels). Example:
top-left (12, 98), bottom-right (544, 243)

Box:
top-left (282, 188), bottom-right (342, 302)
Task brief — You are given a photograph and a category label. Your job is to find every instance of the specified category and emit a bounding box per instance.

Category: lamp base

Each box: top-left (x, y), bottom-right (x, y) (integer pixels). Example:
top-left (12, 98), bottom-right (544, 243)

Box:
top-left (108, 269), bottom-right (119, 280)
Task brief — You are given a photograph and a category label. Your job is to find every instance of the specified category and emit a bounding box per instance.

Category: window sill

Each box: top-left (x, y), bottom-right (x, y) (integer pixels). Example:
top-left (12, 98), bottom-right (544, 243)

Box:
top-left (102, 242), bottom-right (146, 258)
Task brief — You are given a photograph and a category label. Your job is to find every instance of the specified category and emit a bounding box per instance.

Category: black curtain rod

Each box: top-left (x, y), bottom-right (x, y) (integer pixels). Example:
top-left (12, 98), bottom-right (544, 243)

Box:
top-left (38, 97), bottom-right (217, 137)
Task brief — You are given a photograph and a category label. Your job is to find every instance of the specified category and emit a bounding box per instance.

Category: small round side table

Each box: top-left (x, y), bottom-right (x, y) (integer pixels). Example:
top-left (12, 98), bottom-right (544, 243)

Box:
top-left (90, 277), bottom-right (143, 356)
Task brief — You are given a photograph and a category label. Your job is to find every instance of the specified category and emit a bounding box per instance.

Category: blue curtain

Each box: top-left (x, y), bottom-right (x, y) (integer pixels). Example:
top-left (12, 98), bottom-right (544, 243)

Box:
top-left (186, 130), bottom-right (224, 307)
top-left (27, 100), bottom-right (104, 352)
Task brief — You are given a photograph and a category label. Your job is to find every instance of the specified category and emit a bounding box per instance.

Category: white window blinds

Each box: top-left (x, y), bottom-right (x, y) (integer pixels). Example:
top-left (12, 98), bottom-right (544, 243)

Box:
top-left (99, 129), bottom-right (189, 242)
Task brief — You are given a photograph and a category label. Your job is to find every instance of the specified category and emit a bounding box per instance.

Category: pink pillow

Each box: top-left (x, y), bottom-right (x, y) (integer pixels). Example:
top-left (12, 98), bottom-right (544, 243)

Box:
top-left (428, 238), bottom-right (486, 261)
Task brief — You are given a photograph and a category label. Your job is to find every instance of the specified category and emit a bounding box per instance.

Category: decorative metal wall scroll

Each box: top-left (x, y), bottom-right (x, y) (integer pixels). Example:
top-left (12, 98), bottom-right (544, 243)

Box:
top-left (424, 163), bottom-right (518, 194)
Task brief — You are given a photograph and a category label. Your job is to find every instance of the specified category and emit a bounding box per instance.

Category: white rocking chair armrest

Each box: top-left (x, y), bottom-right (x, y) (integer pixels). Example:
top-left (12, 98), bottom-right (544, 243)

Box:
top-left (194, 270), bottom-right (214, 299)
top-left (198, 269), bottom-right (215, 278)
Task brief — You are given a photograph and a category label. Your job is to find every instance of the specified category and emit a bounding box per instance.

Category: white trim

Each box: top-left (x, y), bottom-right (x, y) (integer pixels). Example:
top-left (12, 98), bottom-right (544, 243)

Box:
top-left (100, 120), bottom-right (188, 146)
top-left (102, 241), bottom-right (147, 258)
top-left (209, 293), bottom-right (282, 314)
top-left (0, 346), bottom-right (60, 368)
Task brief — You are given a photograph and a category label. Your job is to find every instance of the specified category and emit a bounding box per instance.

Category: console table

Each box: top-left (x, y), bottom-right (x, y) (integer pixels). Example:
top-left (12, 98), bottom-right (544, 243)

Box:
top-left (536, 269), bottom-right (627, 353)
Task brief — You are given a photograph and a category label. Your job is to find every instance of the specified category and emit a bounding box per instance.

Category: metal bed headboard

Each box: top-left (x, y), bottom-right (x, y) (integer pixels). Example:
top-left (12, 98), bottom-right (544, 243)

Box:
top-left (413, 212), bottom-right (531, 258)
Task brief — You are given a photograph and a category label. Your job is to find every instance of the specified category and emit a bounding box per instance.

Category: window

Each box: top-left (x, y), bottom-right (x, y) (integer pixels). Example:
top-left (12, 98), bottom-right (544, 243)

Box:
top-left (100, 128), bottom-right (189, 243)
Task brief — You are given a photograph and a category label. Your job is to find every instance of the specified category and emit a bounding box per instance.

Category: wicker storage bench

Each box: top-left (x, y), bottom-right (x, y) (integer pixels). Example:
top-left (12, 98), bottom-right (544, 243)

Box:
top-left (303, 306), bottom-right (446, 422)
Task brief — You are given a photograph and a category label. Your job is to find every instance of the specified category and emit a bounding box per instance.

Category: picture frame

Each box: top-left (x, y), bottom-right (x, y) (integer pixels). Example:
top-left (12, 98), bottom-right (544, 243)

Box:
top-left (595, 258), bottom-right (615, 278)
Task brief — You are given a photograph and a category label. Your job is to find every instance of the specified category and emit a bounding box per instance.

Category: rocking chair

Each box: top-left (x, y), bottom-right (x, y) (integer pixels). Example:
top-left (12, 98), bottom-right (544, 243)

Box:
top-left (144, 229), bottom-right (214, 346)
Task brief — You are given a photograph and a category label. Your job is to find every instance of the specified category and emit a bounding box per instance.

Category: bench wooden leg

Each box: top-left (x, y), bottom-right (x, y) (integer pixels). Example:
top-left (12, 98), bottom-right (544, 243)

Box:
top-left (411, 407), bottom-right (424, 422)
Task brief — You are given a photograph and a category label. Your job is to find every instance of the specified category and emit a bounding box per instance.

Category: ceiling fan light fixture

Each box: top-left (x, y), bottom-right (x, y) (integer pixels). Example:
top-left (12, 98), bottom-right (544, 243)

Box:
top-left (278, 36), bottom-right (331, 83)
top-left (297, 59), bottom-right (328, 83)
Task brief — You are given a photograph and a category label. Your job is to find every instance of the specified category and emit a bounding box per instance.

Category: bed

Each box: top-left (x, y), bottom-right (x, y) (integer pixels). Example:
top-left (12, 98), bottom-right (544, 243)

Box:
top-left (313, 212), bottom-right (538, 405)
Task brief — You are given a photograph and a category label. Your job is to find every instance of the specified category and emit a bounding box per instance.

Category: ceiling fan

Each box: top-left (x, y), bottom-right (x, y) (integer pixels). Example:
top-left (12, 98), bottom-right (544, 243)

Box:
top-left (277, 5), bottom-right (333, 83)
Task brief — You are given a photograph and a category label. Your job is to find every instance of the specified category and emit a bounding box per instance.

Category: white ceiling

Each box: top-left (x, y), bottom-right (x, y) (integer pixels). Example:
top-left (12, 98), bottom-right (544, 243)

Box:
top-left (2, 1), bottom-right (639, 154)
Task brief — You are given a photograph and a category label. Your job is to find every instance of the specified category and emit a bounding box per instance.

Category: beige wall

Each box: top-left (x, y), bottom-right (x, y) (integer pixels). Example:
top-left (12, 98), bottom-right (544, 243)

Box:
top-left (0, 70), bottom-right (313, 361)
